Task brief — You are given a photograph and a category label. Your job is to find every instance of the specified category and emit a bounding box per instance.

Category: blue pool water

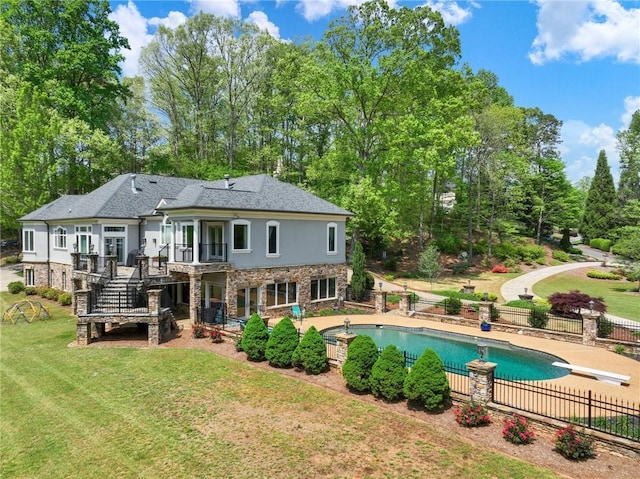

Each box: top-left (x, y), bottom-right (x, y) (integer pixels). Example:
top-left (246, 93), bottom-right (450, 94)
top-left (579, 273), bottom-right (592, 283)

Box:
top-left (325, 325), bottom-right (569, 380)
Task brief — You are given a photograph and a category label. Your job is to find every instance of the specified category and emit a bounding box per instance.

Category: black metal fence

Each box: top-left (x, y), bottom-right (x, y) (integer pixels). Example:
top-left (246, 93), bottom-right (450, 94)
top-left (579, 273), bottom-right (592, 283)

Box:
top-left (496, 305), bottom-right (583, 335)
top-left (598, 317), bottom-right (640, 344)
top-left (494, 375), bottom-right (640, 441)
top-left (88, 288), bottom-right (148, 314)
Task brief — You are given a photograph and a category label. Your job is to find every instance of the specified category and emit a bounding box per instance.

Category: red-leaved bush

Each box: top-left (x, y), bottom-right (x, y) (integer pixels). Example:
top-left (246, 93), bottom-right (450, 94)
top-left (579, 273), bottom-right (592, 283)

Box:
top-left (492, 264), bottom-right (508, 273)
top-left (547, 291), bottom-right (606, 318)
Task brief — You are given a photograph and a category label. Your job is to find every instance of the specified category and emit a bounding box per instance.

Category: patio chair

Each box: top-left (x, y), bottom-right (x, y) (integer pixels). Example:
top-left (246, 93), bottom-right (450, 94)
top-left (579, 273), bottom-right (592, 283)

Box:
top-left (292, 304), bottom-right (303, 322)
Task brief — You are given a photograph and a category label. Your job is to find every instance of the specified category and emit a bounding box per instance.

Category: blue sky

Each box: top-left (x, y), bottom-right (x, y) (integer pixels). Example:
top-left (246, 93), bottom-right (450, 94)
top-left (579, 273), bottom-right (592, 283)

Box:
top-left (109, 0), bottom-right (640, 184)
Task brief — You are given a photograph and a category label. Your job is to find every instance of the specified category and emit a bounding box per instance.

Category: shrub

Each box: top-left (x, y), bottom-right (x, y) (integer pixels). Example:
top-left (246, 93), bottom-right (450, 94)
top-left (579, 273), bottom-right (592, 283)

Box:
top-left (44, 288), bottom-right (60, 301)
top-left (291, 326), bottom-right (327, 374)
top-left (25, 287), bottom-right (37, 295)
top-left (502, 414), bottom-right (535, 445)
top-left (516, 244), bottom-right (545, 262)
top-left (342, 335), bottom-right (379, 392)
top-left (350, 241), bottom-right (368, 301)
top-left (58, 293), bottom-right (72, 306)
top-left (528, 306), bottom-right (550, 329)
top-left (240, 313), bottom-right (270, 361)
top-left (265, 317), bottom-right (299, 368)
top-left (586, 270), bottom-right (621, 280)
top-left (403, 348), bottom-right (450, 411)
top-left (383, 257), bottom-right (397, 272)
top-left (383, 273), bottom-right (395, 281)
top-left (7, 281), bottom-right (24, 294)
top-left (493, 242), bottom-right (518, 262)
top-left (491, 264), bottom-right (508, 274)
top-left (453, 402), bottom-right (491, 428)
top-left (450, 261), bottom-right (471, 274)
top-left (589, 238), bottom-right (612, 252)
top-left (552, 250), bottom-right (570, 262)
top-left (192, 323), bottom-right (207, 338)
top-left (436, 232), bottom-right (462, 255)
top-left (597, 316), bottom-right (615, 338)
top-left (370, 345), bottom-right (407, 401)
top-left (442, 297), bottom-right (462, 315)
top-left (559, 228), bottom-right (572, 252)
top-left (472, 291), bottom-right (498, 302)
top-left (553, 424), bottom-right (594, 460)
top-left (567, 246), bottom-right (583, 255)
top-left (503, 300), bottom-right (536, 309)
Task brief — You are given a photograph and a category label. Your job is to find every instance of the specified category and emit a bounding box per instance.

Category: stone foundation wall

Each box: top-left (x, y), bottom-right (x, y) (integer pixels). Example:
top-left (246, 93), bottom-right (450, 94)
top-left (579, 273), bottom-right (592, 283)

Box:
top-left (48, 262), bottom-right (74, 291)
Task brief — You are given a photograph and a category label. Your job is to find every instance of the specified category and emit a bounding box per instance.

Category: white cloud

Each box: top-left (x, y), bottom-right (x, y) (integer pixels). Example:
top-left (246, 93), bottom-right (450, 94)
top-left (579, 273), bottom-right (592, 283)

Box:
top-left (621, 96), bottom-right (640, 127)
top-left (562, 119), bottom-right (619, 183)
top-left (246, 11), bottom-right (281, 39)
top-left (110, 1), bottom-right (187, 77)
top-left (295, 0), bottom-right (366, 22)
top-left (529, 0), bottom-right (640, 65)
top-left (424, 1), bottom-right (476, 25)
top-left (190, 0), bottom-right (240, 18)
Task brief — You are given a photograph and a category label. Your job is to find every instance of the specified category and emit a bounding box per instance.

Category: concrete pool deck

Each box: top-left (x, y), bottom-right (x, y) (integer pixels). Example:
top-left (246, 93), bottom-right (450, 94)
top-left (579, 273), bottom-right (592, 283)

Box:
top-left (276, 313), bottom-right (640, 404)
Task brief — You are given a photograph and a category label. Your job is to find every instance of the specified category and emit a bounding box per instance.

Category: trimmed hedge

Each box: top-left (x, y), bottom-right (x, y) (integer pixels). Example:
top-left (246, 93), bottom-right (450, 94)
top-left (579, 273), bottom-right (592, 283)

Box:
top-left (240, 313), bottom-right (270, 361)
top-left (7, 281), bottom-right (25, 294)
top-left (589, 238), bottom-right (612, 252)
top-left (586, 270), bottom-right (621, 280)
top-left (342, 335), bottom-right (379, 393)
top-left (291, 326), bottom-right (327, 374)
top-left (370, 345), bottom-right (407, 402)
top-left (403, 348), bottom-right (450, 411)
top-left (265, 317), bottom-right (299, 368)
top-left (552, 250), bottom-right (570, 262)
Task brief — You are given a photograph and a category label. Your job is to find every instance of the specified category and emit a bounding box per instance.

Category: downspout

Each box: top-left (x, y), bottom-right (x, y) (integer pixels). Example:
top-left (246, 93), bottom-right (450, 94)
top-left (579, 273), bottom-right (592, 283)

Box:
top-left (44, 221), bottom-right (51, 287)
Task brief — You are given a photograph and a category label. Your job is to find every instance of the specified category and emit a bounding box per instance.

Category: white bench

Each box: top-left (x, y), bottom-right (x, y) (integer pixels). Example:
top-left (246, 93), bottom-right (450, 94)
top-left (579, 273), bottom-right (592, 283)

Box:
top-left (552, 362), bottom-right (630, 386)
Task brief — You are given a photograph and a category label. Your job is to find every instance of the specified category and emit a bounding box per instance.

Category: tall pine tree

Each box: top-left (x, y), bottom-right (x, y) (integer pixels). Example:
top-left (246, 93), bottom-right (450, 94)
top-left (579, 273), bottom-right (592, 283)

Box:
top-left (580, 150), bottom-right (617, 241)
top-left (617, 110), bottom-right (640, 207)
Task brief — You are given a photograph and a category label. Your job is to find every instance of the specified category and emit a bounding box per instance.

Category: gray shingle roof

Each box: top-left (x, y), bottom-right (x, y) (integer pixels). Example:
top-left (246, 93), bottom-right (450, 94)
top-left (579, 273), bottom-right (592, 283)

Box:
top-left (20, 173), bottom-right (352, 221)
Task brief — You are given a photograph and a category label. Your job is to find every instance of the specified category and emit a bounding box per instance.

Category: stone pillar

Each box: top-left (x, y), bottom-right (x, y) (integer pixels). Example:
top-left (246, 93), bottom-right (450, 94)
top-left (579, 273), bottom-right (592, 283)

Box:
top-left (398, 292), bottom-right (410, 316)
top-left (189, 273), bottom-right (202, 325)
top-left (75, 289), bottom-right (92, 346)
top-left (71, 251), bottom-right (81, 271)
top-left (374, 291), bottom-right (386, 314)
top-left (106, 255), bottom-right (118, 278)
top-left (148, 323), bottom-right (160, 346)
top-left (148, 288), bottom-right (162, 314)
top-left (335, 332), bottom-right (357, 369)
top-left (87, 253), bottom-right (99, 273)
top-left (479, 302), bottom-right (492, 324)
top-left (467, 360), bottom-right (497, 405)
top-left (137, 255), bottom-right (149, 279)
top-left (582, 312), bottom-right (598, 347)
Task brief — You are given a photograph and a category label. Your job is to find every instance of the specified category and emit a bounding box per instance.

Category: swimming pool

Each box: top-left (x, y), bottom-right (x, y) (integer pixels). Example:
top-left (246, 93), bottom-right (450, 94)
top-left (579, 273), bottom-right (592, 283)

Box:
top-left (324, 324), bottom-right (569, 380)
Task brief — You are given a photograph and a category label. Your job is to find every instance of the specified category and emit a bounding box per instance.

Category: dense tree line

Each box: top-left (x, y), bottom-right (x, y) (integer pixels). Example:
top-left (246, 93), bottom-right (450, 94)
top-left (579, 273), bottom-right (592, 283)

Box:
top-left (2, 0), bottom-right (638, 259)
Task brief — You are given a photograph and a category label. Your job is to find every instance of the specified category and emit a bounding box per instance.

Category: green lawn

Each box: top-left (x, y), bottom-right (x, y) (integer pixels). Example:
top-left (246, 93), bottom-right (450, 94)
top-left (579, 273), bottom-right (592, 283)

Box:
top-left (0, 293), bottom-right (561, 479)
top-left (533, 274), bottom-right (640, 322)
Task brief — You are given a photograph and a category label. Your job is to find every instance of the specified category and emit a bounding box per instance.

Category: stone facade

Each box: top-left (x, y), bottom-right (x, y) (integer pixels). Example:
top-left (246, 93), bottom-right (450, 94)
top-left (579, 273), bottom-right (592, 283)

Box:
top-left (467, 360), bottom-right (497, 405)
top-left (335, 332), bottom-right (357, 369)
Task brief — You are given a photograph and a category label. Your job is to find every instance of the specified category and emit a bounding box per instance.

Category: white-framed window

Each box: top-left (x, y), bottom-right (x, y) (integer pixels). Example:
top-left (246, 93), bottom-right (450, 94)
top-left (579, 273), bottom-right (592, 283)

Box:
top-left (266, 221), bottom-right (279, 257)
top-left (53, 226), bottom-right (67, 249)
top-left (23, 230), bottom-right (35, 252)
top-left (266, 281), bottom-right (297, 307)
top-left (181, 224), bottom-right (194, 247)
top-left (25, 269), bottom-right (35, 286)
top-left (327, 222), bottom-right (337, 255)
top-left (311, 277), bottom-right (337, 301)
top-left (232, 219), bottom-right (251, 252)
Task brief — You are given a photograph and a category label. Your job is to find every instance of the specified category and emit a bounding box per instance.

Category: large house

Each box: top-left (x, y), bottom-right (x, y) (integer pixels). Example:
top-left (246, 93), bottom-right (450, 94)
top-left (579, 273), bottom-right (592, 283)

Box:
top-left (20, 173), bottom-right (352, 344)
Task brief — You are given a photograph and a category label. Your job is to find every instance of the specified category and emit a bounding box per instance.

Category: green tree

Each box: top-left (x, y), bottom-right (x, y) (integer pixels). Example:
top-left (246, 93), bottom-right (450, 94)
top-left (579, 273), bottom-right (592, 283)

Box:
top-left (350, 241), bottom-right (368, 301)
top-left (581, 150), bottom-right (617, 241)
top-left (291, 326), bottom-right (328, 375)
top-left (403, 348), bottom-right (450, 411)
top-left (418, 245), bottom-right (443, 288)
top-left (342, 334), bottom-right (379, 393)
top-left (617, 110), bottom-right (640, 207)
top-left (265, 317), bottom-right (299, 368)
top-left (240, 313), bottom-right (269, 361)
top-left (370, 345), bottom-right (407, 401)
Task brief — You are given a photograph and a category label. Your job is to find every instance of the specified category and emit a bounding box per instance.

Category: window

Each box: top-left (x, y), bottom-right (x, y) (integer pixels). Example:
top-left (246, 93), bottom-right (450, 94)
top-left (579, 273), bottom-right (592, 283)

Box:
top-left (103, 226), bottom-right (125, 232)
top-left (266, 281), bottom-right (297, 307)
top-left (62, 272), bottom-right (67, 290)
top-left (327, 222), bottom-right (337, 254)
top-left (25, 269), bottom-right (34, 286)
top-left (53, 226), bottom-right (67, 249)
top-left (311, 278), bottom-right (337, 301)
top-left (181, 224), bottom-right (194, 247)
top-left (23, 230), bottom-right (35, 252)
top-left (232, 220), bottom-right (251, 252)
top-left (266, 221), bottom-right (279, 256)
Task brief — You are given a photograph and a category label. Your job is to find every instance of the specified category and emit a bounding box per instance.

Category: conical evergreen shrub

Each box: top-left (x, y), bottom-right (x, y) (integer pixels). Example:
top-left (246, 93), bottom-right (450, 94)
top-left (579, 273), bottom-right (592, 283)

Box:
top-left (265, 317), bottom-right (299, 368)
top-left (240, 313), bottom-right (269, 361)
top-left (403, 348), bottom-right (450, 410)
top-left (370, 344), bottom-right (407, 401)
top-left (291, 326), bottom-right (328, 375)
top-left (341, 334), bottom-right (379, 392)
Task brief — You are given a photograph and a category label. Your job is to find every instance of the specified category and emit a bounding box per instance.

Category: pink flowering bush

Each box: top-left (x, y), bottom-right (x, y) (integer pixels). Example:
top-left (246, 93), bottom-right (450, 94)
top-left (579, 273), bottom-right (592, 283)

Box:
top-left (553, 424), bottom-right (595, 460)
top-left (453, 403), bottom-right (492, 427)
top-left (502, 414), bottom-right (535, 445)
